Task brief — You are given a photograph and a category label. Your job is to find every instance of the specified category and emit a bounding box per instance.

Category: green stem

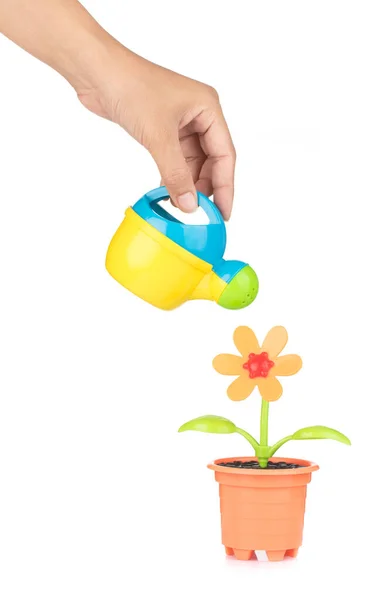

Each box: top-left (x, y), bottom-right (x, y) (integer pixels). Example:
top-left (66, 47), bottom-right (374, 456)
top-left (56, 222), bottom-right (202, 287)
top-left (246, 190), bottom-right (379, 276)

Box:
top-left (260, 400), bottom-right (269, 446)
top-left (258, 399), bottom-right (270, 468)
top-left (235, 427), bottom-right (260, 455)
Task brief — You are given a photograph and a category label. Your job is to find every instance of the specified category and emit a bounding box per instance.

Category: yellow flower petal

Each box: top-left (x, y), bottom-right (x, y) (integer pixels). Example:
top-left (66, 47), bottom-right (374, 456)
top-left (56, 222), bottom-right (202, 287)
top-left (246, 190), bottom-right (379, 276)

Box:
top-left (271, 354), bottom-right (302, 376)
top-left (227, 374), bottom-right (256, 401)
top-left (233, 326), bottom-right (260, 358)
top-left (261, 326), bottom-right (288, 359)
top-left (212, 354), bottom-right (244, 375)
top-left (257, 376), bottom-right (283, 402)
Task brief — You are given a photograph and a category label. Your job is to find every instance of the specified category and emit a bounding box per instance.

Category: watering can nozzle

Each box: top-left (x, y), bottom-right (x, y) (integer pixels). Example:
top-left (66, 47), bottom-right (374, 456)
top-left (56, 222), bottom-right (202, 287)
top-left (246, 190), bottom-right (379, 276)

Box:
top-left (214, 260), bottom-right (259, 310)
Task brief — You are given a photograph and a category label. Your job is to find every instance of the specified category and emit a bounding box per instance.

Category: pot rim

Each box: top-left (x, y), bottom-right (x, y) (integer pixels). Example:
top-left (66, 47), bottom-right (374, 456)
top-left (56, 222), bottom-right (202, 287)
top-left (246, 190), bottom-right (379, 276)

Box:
top-left (207, 456), bottom-right (319, 475)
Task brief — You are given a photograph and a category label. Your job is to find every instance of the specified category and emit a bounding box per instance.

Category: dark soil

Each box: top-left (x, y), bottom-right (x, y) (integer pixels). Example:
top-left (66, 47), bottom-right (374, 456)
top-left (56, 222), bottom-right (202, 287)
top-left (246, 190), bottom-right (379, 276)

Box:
top-left (217, 460), bottom-right (301, 470)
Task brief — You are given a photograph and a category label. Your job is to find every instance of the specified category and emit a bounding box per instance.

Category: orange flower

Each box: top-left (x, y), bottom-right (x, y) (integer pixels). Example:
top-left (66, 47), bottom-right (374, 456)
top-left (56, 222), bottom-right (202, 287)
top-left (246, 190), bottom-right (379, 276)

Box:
top-left (212, 326), bottom-right (302, 402)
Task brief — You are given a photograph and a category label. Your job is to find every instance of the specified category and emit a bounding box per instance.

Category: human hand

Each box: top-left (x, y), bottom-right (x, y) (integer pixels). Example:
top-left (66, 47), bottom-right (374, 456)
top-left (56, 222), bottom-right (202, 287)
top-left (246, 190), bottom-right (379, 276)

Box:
top-left (0, 1), bottom-right (235, 218)
top-left (77, 51), bottom-right (236, 219)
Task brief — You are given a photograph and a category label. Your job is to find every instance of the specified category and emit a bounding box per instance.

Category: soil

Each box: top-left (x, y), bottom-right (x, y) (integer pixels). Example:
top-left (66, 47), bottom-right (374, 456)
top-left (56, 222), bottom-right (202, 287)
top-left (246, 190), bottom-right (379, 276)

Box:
top-left (217, 460), bottom-right (301, 470)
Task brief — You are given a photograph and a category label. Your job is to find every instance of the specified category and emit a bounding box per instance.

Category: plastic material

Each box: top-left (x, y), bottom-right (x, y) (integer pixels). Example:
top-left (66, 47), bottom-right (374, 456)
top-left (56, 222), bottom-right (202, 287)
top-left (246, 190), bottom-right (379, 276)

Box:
top-left (217, 265), bottom-right (258, 310)
top-left (213, 325), bottom-right (302, 402)
top-left (243, 351), bottom-right (275, 378)
top-left (208, 456), bottom-right (319, 561)
top-left (132, 186), bottom-right (226, 264)
top-left (179, 415), bottom-right (237, 434)
top-left (106, 186), bottom-right (258, 310)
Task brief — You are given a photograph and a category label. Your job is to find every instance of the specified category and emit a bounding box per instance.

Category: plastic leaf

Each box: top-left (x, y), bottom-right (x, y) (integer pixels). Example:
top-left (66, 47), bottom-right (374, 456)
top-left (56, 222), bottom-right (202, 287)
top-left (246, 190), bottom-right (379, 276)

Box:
top-left (178, 415), bottom-right (237, 434)
top-left (292, 426), bottom-right (351, 445)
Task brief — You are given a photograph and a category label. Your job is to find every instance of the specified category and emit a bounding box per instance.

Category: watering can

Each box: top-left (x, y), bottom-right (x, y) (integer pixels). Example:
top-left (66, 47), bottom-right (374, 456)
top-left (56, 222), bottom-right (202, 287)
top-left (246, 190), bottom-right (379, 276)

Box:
top-left (106, 186), bottom-right (258, 310)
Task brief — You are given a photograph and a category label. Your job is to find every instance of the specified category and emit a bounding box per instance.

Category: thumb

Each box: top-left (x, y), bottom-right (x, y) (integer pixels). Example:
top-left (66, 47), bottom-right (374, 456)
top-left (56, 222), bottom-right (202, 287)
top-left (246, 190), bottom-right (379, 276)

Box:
top-left (150, 137), bottom-right (197, 213)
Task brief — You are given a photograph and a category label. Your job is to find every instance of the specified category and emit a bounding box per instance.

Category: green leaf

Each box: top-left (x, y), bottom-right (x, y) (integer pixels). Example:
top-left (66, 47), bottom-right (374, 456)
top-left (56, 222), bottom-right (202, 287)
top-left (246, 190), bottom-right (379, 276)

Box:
top-left (178, 415), bottom-right (237, 434)
top-left (292, 426), bottom-right (351, 445)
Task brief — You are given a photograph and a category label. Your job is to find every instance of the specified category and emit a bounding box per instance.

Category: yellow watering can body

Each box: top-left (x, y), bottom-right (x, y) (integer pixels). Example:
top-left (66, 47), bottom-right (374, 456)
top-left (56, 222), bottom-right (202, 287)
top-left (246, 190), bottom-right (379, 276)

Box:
top-left (106, 187), bottom-right (258, 310)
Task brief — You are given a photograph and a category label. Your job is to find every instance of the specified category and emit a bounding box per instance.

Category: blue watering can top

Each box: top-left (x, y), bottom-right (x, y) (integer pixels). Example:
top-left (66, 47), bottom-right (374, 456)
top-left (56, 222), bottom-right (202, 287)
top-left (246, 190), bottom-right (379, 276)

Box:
top-left (132, 186), bottom-right (227, 265)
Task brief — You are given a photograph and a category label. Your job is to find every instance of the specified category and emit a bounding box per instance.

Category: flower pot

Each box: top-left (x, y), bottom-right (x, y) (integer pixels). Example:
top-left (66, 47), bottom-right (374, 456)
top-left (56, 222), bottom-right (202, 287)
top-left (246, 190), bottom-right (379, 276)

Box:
top-left (208, 456), bottom-right (319, 561)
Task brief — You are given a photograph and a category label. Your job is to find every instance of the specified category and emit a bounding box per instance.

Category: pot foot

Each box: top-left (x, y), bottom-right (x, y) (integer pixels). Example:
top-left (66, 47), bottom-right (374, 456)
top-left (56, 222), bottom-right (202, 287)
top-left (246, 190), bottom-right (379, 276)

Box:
top-left (266, 550), bottom-right (286, 562)
top-left (233, 549), bottom-right (255, 561)
top-left (225, 547), bottom-right (234, 556)
top-left (285, 548), bottom-right (298, 558)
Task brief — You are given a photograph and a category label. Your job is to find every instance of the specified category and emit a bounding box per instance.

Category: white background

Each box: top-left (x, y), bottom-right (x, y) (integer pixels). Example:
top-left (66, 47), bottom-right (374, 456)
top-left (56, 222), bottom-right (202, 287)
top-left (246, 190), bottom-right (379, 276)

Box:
top-left (1, 1), bottom-right (385, 598)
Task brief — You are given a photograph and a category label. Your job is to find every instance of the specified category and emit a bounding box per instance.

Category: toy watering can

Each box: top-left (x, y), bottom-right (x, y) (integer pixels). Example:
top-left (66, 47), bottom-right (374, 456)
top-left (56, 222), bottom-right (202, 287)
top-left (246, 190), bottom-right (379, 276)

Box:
top-left (106, 186), bottom-right (258, 310)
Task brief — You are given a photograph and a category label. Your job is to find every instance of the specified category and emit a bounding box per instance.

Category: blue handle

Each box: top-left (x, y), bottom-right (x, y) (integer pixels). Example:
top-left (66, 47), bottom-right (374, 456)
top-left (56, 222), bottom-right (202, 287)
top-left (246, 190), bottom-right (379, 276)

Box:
top-left (144, 186), bottom-right (224, 226)
top-left (132, 186), bottom-right (227, 264)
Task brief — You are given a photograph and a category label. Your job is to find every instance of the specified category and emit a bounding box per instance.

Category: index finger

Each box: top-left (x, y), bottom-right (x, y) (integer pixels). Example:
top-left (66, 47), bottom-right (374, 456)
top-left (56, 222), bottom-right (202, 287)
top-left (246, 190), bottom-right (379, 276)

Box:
top-left (195, 109), bottom-right (236, 220)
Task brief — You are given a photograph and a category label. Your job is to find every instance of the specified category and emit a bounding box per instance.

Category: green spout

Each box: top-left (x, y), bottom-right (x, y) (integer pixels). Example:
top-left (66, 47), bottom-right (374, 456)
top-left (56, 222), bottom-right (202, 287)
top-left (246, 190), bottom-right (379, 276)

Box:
top-left (217, 265), bottom-right (259, 309)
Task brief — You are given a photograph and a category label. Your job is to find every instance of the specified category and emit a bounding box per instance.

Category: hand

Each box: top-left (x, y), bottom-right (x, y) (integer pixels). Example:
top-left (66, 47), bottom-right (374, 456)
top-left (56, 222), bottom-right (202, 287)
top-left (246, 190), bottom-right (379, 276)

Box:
top-left (77, 51), bottom-right (236, 219)
top-left (0, 0), bottom-right (235, 218)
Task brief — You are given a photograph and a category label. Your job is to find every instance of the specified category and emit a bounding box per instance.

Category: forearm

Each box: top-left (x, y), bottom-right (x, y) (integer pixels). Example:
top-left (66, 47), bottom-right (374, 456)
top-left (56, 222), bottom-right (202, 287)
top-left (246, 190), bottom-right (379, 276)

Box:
top-left (0, 0), bottom-right (125, 90)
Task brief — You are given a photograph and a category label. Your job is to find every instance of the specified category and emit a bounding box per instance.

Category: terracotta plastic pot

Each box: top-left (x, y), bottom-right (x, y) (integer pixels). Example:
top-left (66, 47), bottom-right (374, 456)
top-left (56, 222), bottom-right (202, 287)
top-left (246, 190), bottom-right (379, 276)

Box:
top-left (208, 456), bottom-right (319, 561)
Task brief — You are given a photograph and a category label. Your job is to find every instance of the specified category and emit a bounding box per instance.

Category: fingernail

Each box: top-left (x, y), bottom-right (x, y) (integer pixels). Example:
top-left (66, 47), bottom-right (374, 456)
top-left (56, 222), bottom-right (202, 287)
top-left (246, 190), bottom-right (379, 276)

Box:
top-left (177, 192), bottom-right (197, 212)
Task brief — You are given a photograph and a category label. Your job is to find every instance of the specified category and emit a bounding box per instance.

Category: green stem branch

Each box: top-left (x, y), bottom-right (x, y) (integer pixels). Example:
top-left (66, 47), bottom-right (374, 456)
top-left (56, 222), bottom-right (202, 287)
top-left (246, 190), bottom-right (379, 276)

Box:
top-left (269, 435), bottom-right (293, 456)
top-left (235, 428), bottom-right (260, 455)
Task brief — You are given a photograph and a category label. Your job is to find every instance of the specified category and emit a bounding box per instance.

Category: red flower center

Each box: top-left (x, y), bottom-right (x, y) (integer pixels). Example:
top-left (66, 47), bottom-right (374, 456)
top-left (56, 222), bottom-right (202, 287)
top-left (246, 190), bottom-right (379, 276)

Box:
top-left (243, 352), bottom-right (275, 379)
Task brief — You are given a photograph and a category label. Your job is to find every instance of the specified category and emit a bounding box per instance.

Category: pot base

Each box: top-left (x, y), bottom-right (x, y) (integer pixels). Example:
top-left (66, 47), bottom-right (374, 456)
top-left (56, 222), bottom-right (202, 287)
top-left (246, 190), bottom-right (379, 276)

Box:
top-left (225, 546), bottom-right (299, 561)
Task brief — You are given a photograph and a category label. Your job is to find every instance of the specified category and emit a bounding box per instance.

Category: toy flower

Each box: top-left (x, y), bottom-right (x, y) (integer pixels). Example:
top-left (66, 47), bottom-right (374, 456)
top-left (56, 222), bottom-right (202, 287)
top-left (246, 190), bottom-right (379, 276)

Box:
top-left (213, 325), bottom-right (302, 402)
top-left (180, 324), bottom-right (350, 468)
